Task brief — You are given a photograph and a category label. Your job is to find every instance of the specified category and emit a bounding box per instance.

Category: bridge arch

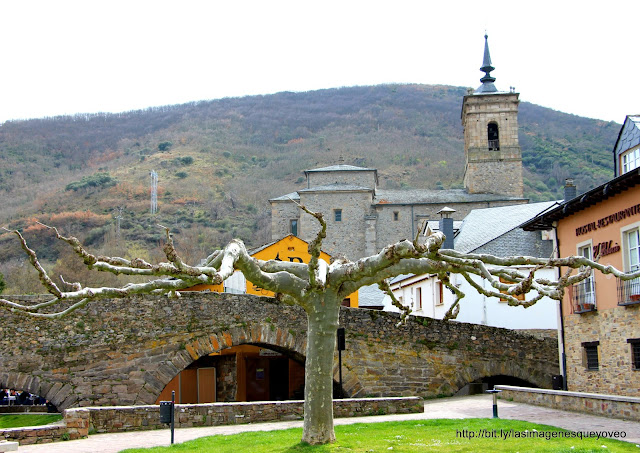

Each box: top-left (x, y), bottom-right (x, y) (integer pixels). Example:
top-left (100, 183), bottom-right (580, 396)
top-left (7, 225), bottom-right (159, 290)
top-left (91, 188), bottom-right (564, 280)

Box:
top-left (0, 371), bottom-right (67, 411)
top-left (452, 357), bottom-right (548, 394)
top-left (143, 322), bottom-right (362, 405)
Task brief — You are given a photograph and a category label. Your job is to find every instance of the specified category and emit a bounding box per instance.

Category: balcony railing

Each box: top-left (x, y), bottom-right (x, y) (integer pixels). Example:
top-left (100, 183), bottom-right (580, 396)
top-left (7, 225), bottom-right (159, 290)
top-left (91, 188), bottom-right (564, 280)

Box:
top-left (571, 278), bottom-right (596, 313)
top-left (617, 277), bottom-right (640, 306)
top-left (488, 139), bottom-right (500, 151)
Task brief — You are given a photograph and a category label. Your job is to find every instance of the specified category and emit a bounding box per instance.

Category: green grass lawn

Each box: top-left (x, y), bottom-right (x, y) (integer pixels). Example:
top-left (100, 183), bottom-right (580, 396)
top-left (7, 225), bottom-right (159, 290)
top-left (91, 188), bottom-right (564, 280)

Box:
top-left (120, 419), bottom-right (639, 452)
top-left (0, 413), bottom-right (63, 428)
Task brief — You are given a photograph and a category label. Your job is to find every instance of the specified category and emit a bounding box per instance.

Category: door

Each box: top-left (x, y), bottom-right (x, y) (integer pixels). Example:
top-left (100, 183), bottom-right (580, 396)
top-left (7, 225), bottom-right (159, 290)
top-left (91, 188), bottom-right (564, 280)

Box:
top-left (245, 357), bottom-right (270, 401)
top-left (197, 367), bottom-right (216, 403)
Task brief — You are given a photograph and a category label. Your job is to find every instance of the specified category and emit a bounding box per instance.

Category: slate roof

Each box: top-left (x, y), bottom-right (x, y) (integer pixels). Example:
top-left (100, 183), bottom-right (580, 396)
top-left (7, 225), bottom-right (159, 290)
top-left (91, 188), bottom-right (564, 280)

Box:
top-left (304, 165), bottom-right (375, 173)
top-left (613, 115), bottom-right (640, 174)
top-left (269, 191), bottom-right (300, 202)
top-left (299, 184), bottom-right (373, 193)
top-left (358, 284), bottom-right (387, 307)
top-left (374, 189), bottom-right (523, 205)
top-left (454, 201), bottom-right (558, 253)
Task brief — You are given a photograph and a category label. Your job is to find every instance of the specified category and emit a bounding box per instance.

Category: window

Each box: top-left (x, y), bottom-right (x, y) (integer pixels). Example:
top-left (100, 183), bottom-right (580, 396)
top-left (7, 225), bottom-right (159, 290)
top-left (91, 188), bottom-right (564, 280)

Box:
top-left (334, 209), bottom-right (342, 222)
top-left (576, 244), bottom-right (595, 307)
top-left (487, 122), bottom-right (500, 150)
top-left (582, 341), bottom-right (599, 370)
top-left (627, 228), bottom-right (640, 272)
top-left (628, 339), bottom-right (640, 370)
top-left (618, 227), bottom-right (640, 305)
top-left (290, 219), bottom-right (298, 237)
top-left (435, 281), bottom-right (444, 306)
top-left (415, 288), bottom-right (422, 310)
top-left (621, 147), bottom-right (640, 174)
top-left (393, 211), bottom-right (399, 221)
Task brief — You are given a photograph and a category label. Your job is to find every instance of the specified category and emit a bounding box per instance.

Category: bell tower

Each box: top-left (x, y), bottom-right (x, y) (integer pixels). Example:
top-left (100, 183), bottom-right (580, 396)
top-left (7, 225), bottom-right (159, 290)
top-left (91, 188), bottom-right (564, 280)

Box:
top-left (462, 34), bottom-right (523, 198)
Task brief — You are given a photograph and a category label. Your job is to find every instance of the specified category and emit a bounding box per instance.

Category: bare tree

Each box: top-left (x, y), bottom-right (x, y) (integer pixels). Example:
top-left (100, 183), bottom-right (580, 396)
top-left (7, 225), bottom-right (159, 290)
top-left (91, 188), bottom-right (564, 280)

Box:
top-left (1, 209), bottom-right (638, 445)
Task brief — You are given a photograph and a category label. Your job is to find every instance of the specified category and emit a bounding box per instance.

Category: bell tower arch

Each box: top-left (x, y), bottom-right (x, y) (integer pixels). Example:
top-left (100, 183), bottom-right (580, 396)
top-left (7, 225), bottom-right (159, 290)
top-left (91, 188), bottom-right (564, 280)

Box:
top-left (462, 34), bottom-right (524, 198)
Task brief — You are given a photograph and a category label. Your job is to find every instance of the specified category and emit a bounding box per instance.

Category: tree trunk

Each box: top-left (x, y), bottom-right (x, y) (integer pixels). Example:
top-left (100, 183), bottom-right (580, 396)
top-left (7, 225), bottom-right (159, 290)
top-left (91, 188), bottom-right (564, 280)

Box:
top-left (301, 292), bottom-right (340, 445)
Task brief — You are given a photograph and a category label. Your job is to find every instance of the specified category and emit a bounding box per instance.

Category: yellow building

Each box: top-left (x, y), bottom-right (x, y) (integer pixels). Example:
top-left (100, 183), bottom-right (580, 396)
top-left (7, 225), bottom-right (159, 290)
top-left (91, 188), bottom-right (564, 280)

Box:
top-left (184, 234), bottom-right (358, 307)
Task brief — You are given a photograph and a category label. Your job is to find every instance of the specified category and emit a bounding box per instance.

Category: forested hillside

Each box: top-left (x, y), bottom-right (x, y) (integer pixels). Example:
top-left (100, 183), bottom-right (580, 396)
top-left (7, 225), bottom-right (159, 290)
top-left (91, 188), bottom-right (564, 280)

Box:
top-left (0, 84), bottom-right (619, 292)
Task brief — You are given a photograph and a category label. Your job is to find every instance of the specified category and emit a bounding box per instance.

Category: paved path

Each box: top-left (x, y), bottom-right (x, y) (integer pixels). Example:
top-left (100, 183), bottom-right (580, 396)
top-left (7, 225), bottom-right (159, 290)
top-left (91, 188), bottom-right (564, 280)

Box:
top-left (16, 395), bottom-right (640, 452)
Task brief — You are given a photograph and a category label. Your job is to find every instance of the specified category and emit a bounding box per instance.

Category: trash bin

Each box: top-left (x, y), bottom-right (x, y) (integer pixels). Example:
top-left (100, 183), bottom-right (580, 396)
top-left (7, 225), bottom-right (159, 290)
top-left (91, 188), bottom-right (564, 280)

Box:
top-left (159, 401), bottom-right (173, 424)
top-left (552, 374), bottom-right (563, 390)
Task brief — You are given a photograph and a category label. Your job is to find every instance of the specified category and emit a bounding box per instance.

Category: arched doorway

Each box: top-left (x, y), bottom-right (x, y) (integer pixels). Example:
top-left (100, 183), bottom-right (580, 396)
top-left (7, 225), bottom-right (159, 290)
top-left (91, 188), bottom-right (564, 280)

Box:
top-left (155, 344), bottom-right (306, 404)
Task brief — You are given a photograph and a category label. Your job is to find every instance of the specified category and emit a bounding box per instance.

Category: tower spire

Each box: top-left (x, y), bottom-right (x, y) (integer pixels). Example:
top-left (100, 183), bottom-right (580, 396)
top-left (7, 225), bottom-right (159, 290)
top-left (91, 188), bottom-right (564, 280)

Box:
top-left (477, 34), bottom-right (497, 93)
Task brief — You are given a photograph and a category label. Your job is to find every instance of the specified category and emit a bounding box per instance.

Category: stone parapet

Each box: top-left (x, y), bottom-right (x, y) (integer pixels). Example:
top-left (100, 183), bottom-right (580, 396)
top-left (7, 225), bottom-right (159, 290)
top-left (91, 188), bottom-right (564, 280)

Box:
top-left (0, 423), bottom-right (68, 446)
top-left (1, 398), bottom-right (422, 445)
top-left (495, 385), bottom-right (640, 422)
top-left (80, 397), bottom-right (422, 433)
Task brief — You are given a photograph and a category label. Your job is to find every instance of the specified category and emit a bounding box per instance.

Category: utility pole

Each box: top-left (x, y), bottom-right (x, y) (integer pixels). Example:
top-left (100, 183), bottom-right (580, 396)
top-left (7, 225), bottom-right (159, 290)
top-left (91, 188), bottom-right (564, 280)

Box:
top-left (150, 170), bottom-right (158, 214)
top-left (114, 206), bottom-right (124, 241)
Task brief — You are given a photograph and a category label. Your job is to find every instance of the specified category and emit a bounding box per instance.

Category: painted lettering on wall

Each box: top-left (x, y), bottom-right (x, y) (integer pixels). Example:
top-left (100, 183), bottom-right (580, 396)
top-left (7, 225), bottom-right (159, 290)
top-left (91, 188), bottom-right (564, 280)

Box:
top-left (593, 240), bottom-right (621, 257)
top-left (575, 203), bottom-right (640, 236)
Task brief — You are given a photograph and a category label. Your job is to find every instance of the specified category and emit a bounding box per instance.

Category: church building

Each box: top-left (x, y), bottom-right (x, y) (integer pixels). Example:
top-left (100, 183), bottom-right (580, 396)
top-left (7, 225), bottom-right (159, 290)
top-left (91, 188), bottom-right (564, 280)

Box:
top-left (270, 35), bottom-right (527, 260)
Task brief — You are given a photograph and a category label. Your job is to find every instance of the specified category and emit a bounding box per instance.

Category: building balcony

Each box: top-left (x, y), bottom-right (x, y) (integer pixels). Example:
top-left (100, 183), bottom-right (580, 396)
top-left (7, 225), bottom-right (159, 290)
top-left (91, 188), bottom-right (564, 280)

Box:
top-left (488, 139), bottom-right (500, 151)
top-left (570, 279), bottom-right (596, 314)
top-left (617, 277), bottom-right (640, 306)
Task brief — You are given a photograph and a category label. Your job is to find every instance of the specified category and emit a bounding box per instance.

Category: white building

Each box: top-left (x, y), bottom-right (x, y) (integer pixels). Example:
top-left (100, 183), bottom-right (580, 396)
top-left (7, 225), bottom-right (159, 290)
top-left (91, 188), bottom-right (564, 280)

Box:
top-left (381, 201), bottom-right (561, 329)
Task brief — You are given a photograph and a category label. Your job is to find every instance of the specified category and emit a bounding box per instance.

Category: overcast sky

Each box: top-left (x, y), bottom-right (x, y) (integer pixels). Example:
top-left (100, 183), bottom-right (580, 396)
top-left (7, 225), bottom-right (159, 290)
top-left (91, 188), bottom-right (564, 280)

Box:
top-left (1, 1), bottom-right (638, 124)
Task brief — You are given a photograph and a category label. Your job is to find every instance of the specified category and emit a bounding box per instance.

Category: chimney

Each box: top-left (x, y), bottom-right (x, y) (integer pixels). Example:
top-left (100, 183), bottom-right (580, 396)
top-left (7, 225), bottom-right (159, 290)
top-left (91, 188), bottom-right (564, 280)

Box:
top-left (437, 207), bottom-right (456, 250)
top-left (564, 178), bottom-right (577, 201)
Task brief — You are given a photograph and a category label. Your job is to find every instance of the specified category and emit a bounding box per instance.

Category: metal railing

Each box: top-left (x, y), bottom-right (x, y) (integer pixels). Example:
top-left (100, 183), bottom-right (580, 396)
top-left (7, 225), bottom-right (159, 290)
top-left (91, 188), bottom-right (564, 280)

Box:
top-left (488, 139), bottom-right (500, 150)
top-left (571, 278), bottom-right (596, 313)
top-left (617, 277), bottom-right (640, 306)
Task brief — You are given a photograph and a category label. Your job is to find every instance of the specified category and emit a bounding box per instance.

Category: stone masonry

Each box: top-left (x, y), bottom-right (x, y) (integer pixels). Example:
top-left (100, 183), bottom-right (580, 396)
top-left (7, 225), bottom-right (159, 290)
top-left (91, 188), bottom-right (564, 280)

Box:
top-left (563, 304), bottom-right (640, 396)
top-left (0, 397), bottom-right (422, 445)
top-left (462, 92), bottom-right (523, 198)
top-left (0, 292), bottom-right (557, 410)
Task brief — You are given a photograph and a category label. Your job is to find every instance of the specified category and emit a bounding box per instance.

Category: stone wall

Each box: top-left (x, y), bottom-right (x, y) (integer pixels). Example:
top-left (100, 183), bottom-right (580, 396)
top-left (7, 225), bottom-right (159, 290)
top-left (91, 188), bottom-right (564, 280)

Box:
top-left (464, 159), bottom-right (523, 198)
top-left (0, 293), bottom-right (559, 409)
top-left (496, 385), bottom-right (640, 422)
top-left (0, 398), bottom-right (422, 445)
top-left (79, 397), bottom-right (422, 434)
top-left (270, 200), bottom-right (299, 241)
top-left (340, 308), bottom-right (558, 398)
top-left (563, 304), bottom-right (640, 396)
top-left (299, 189), bottom-right (373, 259)
top-left (214, 355), bottom-right (237, 402)
top-left (0, 424), bottom-right (69, 446)
top-left (306, 169), bottom-right (376, 189)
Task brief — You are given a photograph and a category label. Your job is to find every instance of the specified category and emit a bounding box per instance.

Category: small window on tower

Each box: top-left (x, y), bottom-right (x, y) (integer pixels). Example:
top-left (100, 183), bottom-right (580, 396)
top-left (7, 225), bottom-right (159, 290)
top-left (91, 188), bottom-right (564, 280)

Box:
top-left (334, 209), bottom-right (342, 222)
top-left (488, 122), bottom-right (500, 150)
top-left (393, 211), bottom-right (399, 221)
top-left (290, 219), bottom-right (298, 237)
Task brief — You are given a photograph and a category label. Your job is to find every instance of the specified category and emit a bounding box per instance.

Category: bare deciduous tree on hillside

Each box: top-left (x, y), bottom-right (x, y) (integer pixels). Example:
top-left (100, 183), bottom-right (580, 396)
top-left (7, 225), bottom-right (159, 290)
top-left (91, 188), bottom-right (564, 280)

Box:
top-left (1, 207), bottom-right (638, 445)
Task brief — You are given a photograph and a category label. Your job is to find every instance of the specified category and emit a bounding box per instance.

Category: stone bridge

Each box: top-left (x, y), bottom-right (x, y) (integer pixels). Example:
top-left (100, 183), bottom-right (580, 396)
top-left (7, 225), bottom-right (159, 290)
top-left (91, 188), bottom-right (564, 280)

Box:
top-left (0, 292), bottom-right (558, 410)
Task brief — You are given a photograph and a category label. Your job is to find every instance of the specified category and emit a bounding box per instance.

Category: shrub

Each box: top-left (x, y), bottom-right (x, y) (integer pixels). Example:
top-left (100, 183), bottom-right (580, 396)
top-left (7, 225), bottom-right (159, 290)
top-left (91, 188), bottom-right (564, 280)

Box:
top-left (158, 141), bottom-right (173, 152)
top-left (65, 172), bottom-right (116, 192)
